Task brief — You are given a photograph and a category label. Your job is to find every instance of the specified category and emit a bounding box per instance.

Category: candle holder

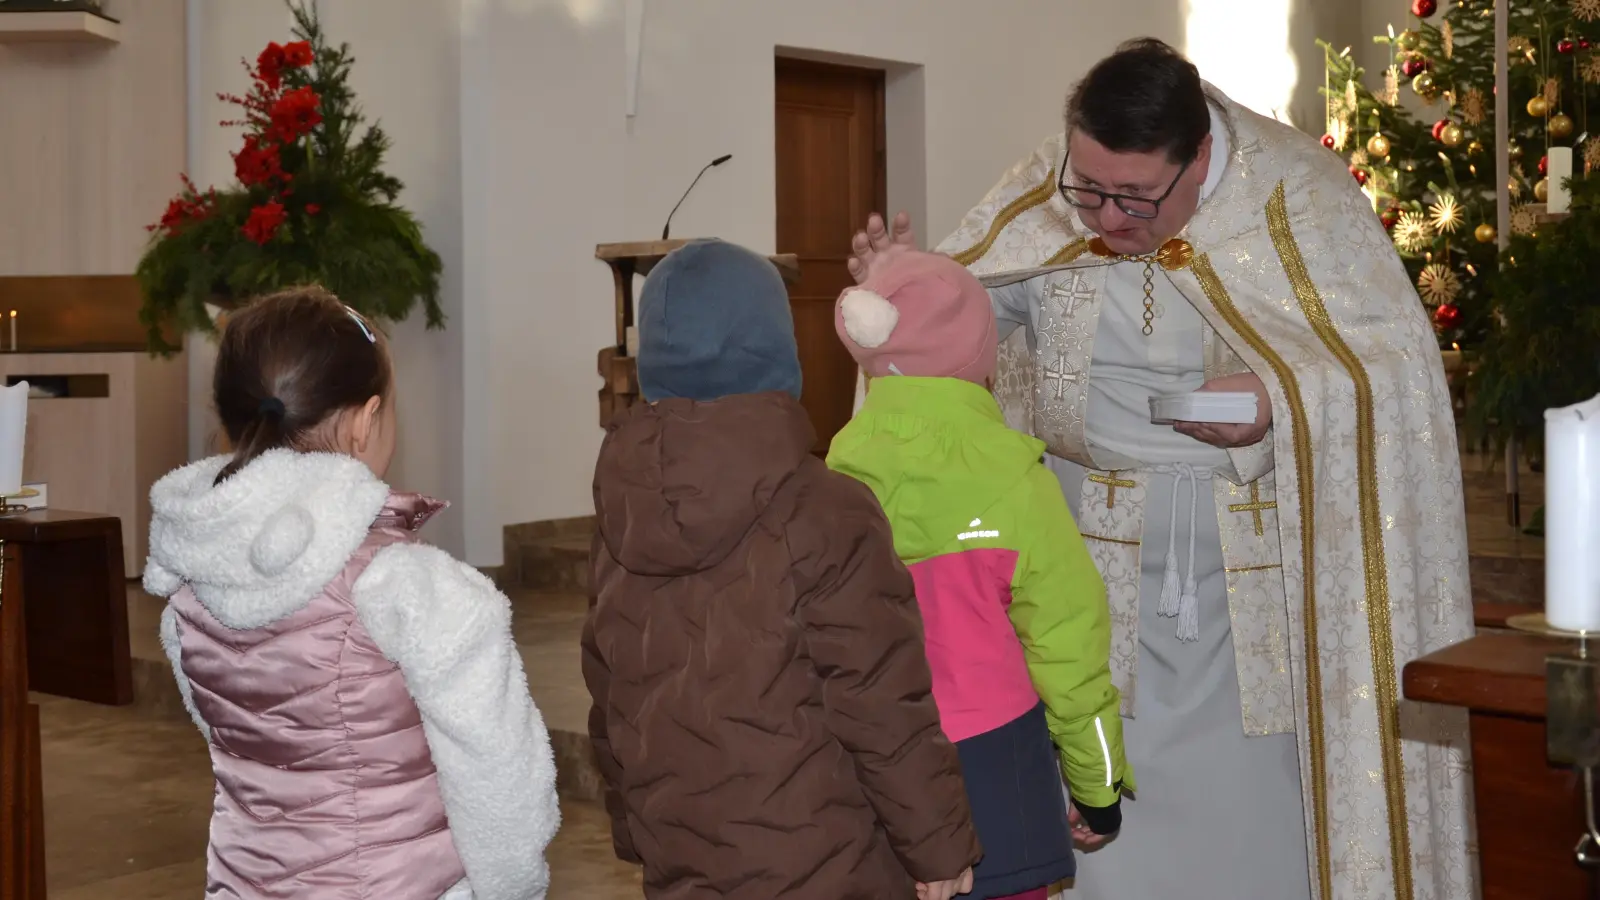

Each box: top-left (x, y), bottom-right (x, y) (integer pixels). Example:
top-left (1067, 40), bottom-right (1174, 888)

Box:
top-left (0, 487), bottom-right (37, 518)
top-left (1512, 612), bottom-right (1600, 869)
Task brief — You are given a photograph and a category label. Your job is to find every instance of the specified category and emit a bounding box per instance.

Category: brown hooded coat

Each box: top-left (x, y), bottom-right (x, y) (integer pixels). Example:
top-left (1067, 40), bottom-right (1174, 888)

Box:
top-left (583, 392), bottom-right (981, 899)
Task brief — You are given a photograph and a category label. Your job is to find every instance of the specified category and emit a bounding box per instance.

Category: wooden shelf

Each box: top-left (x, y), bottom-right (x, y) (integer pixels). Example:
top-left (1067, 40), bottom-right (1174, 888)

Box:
top-left (0, 11), bottom-right (120, 44)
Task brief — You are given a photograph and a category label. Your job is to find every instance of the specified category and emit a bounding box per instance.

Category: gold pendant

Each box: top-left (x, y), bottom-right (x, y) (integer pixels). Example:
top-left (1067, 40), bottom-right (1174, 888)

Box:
top-left (1086, 236), bottom-right (1195, 271)
top-left (1155, 238), bottom-right (1194, 271)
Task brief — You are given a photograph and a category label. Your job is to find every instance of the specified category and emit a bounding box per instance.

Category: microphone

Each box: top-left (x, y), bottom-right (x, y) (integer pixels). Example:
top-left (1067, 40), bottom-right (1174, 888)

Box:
top-left (662, 154), bottom-right (732, 240)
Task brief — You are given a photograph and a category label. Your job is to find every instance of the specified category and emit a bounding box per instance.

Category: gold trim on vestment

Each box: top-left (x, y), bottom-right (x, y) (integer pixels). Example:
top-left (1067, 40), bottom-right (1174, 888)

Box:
top-left (1265, 182), bottom-right (1412, 900)
top-left (1082, 533), bottom-right (1141, 547)
top-left (949, 168), bottom-right (1058, 266)
top-left (1192, 251), bottom-right (1333, 900)
top-left (1044, 238), bottom-right (1092, 266)
top-left (1224, 563), bottom-right (1283, 574)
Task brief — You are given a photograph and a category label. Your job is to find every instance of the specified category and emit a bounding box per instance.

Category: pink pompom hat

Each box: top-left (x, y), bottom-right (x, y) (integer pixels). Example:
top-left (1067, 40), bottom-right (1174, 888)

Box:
top-left (833, 250), bottom-right (997, 385)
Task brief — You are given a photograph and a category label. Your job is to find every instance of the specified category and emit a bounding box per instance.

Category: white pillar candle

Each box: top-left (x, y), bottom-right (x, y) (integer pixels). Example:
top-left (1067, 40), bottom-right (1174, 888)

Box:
top-left (0, 381), bottom-right (28, 497)
top-left (1549, 147), bottom-right (1574, 215)
top-left (1546, 393), bottom-right (1600, 631)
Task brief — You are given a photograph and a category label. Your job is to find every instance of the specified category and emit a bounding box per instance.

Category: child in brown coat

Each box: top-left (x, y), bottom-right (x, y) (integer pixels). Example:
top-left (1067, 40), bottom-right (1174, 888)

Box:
top-left (583, 239), bottom-right (981, 899)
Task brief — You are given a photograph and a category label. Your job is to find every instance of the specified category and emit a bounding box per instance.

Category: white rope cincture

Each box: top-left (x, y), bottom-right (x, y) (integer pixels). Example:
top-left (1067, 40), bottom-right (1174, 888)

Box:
top-left (1154, 463), bottom-right (1205, 643)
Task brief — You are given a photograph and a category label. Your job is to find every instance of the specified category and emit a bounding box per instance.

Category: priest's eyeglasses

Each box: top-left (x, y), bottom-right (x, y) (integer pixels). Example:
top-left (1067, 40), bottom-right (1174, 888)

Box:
top-left (1057, 155), bottom-right (1192, 220)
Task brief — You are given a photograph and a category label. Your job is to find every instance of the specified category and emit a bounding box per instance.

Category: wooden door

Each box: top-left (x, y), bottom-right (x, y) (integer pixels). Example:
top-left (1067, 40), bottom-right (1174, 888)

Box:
top-left (0, 542), bottom-right (44, 900)
top-left (775, 57), bottom-right (886, 453)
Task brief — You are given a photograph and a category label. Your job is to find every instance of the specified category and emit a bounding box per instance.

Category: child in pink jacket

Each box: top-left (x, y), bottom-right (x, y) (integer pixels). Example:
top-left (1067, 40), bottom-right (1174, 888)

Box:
top-left (146, 287), bottom-right (559, 900)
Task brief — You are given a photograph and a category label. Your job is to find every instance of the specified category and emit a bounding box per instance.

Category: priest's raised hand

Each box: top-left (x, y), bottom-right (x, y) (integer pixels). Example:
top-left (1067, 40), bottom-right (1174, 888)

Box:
top-left (847, 211), bottom-right (917, 283)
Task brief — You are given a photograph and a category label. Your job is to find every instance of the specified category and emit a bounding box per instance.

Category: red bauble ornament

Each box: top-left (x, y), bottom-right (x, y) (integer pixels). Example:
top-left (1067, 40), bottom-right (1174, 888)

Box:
top-left (1540, 154), bottom-right (1550, 176)
top-left (1583, 38), bottom-right (1594, 51)
top-left (1433, 303), bottom-right (1462, 331)
top-left (1412, 0), bottom-right (1437, 17)
top-left (1560, 38), bottom-right (1579, 54)
top-left (1350, 166), bottom-right (1369, 186)
top-left (1402, 58), bottom-right (1430, 78)
top-left (1380, 207), bottom-right (1401, 229)
top-left (1322, 133), bottom-right (1337, 149)
top-left (1432, 119), bottom-right (1450, 140)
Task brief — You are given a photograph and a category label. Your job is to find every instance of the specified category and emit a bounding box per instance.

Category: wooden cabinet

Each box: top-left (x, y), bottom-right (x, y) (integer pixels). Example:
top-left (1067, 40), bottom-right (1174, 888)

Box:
top-left (0, 351), bottom-right (186, 579)
top-left (1405, 633), bottom-right (1594, 899)
top-left (0, 542), bottom-right (46, 899)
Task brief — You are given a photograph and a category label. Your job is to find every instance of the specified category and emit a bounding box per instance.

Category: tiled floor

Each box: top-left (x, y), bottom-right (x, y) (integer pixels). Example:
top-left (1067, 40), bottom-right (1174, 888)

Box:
top-left (37, 687), bottom-right (642, 899)
top-left (43, 591), bottom-right (637, 899)
top-left (40, 443), bottom-right (1544, 898)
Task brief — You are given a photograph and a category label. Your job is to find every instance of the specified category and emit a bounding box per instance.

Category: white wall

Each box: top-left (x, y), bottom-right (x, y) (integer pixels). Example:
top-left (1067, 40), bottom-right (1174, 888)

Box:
top-left (464, 0), bottom-right (1186, 565)
top-left (186, 0), bottom-right (467, 555)
top-left (186, 0), bottom-right (1381, 567)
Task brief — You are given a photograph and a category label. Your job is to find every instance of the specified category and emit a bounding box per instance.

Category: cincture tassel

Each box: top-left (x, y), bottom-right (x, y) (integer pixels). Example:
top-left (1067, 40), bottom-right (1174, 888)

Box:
top-left (1157, 464), bottom-right (1201, 643)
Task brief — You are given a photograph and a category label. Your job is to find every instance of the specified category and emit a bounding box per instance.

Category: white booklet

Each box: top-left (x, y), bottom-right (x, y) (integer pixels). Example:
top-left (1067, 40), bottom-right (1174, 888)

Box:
top-left (1149, 391), bottom-right (1258, 425)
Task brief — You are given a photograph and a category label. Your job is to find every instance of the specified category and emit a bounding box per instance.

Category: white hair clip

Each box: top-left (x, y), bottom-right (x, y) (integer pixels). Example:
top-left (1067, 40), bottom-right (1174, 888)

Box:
top-left (343, 305), bottom-right (377, 343)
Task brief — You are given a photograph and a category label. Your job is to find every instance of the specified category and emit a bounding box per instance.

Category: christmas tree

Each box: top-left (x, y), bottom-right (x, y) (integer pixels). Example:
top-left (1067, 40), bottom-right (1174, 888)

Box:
top-left (1320, 0), bottom-right (1600, 348)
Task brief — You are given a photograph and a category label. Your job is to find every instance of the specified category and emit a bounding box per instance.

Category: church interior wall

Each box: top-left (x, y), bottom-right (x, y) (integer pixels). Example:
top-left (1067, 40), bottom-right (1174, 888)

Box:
top-left (171, 0), bottom-right (1388, 566)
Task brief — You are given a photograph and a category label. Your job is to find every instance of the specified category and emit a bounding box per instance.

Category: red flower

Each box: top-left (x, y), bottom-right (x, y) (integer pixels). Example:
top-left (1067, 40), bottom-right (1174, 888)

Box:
top-left (283, 40), bottom-right (314, 68)
top-left (242, 201), bottom-right (287, 245)
top-left (268, 86), bottom-right (322, 143)
top-left (257, 42), bottom-right (288, 91)
top-left (147, 174), bottom-right (217, 234)
top-left (232, 135), bottom-right (284, 187)
top-left (304, 203), bottom-right (321, 215)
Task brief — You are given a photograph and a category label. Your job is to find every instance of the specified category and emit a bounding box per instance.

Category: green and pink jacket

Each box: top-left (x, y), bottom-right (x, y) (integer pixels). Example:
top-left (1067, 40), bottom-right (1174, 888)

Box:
top-left (827, 376), bottom-right (1132, 810)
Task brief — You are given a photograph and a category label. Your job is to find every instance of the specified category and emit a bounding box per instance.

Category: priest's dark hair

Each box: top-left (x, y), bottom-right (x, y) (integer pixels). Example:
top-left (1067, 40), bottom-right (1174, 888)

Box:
top-left (211, 286), bottom-right (391, 485)
top-left (1065, 37), bottom-right (1210, 165)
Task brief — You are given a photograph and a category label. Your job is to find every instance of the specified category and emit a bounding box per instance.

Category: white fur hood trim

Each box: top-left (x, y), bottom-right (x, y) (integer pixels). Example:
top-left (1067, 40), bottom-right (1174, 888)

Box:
top-left (144, 450), bottom-right (391, 630)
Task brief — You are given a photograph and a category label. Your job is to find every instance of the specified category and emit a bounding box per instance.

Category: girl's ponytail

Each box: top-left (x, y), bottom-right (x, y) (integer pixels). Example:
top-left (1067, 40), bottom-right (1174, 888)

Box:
top-left (211, 287), bottom-right (390, 486)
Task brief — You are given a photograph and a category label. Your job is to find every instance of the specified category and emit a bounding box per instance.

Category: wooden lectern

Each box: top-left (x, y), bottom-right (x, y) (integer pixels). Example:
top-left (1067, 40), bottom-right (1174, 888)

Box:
top-left (1405, 627), bottom-right (1595, 898)
top-left (594, 240), bottom-right (801, 425)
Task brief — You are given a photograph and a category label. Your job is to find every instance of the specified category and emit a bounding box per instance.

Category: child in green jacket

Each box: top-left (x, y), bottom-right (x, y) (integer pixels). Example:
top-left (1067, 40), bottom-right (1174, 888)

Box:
top-left (827, 249), bottom-right (1132, 900)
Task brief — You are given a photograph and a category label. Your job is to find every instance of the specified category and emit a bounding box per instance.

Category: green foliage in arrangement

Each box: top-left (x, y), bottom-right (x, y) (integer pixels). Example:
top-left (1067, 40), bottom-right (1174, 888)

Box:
top-left (135, 0), bottom-right (442, 354)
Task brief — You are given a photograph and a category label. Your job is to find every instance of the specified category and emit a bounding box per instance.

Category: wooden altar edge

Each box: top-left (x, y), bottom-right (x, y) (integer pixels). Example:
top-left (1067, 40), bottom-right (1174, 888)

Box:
top-left (1403, 632), bottom-right (1566, 719)
top-left (0, 275), bottom-right (174, 352)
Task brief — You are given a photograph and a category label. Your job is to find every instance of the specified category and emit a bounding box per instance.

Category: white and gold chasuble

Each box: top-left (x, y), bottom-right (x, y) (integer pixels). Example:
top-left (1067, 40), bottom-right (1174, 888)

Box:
top-left (927, 87), bottom-right (1477, 900)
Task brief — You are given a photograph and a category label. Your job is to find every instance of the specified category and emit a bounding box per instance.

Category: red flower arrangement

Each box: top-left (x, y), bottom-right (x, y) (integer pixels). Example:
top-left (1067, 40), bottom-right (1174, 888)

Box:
top-left (147, 39), bottom-right (321, 245)
top-left (136, 1), bottom-right (442, 355)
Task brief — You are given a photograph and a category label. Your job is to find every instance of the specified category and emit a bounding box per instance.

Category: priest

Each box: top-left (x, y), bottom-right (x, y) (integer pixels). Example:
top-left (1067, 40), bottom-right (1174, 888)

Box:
top-left (847, 38), bottom-right (1476, 900)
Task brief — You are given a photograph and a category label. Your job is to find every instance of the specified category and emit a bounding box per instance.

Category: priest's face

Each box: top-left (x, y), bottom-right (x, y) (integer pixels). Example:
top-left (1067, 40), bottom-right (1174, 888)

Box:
top-left (1063, 130), bottom-right (1212, 256)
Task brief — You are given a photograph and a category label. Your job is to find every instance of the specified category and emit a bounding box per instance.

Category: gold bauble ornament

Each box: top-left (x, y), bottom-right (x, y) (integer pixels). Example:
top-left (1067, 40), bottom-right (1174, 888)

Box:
top-left (1509, 141), bottom-right (1524, 160)
top-left (1440, 123), bottom-right (1465, 147)
top-left (1550, 112), bottom-right (1576, 138)
top-left (1535, 177), bottom-right (1550, 201)
top-left (1397, 29), bottom-right (1421, 53)
top-left (1475, 223), bottom-right (1497, 243)
top-left (1527, 95), bottom-right (1551, 117)
top-left (1468, 139), bottom-right (1485, 155)
top-left (1412, 71), bottom-right (1437, 96)
top-left (1367, 133), bottom-right (1393, 157)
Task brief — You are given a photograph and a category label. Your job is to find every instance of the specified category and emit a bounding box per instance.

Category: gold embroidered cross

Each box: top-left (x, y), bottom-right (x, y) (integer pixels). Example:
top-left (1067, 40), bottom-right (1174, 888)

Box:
top-left (1227, 482), bottom-right (1278, 537)
top-left (1088, 471), bottom-right (1136, 509)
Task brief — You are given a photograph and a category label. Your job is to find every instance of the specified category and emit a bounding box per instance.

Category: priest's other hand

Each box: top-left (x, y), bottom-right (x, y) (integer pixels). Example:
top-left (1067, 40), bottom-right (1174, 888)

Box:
top-left (847, 212), bottom-right (917, 284)
top-left (1173, 372), bottom-right (1273, 449)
